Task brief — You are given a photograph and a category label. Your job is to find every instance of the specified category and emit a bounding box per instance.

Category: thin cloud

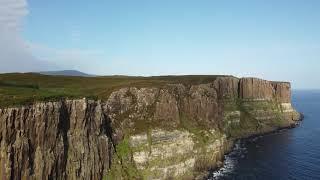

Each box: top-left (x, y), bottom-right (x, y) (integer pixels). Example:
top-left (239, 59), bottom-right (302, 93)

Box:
top-left (0, 0), bottom-right (54, 73)
top-left (0, 0), bottom-right (28, 30)
top-left (28, 42), bottom-right (105, 73)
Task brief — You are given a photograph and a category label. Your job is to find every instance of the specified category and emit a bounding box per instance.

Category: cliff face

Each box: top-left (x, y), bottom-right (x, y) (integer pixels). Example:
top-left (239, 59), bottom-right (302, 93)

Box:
top-left (0, 100), bottom-right (112, 180)
top-left (239, 78), bottom-right (291, 102)
top-left (0, 77), bottom-right (301, 180)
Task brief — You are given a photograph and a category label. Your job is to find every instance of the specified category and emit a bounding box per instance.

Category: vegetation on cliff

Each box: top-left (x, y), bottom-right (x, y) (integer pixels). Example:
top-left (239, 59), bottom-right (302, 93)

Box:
top-left (0, 73), bottom-right (300, 180)
top-left (0, 73), bottom-right (228, 107)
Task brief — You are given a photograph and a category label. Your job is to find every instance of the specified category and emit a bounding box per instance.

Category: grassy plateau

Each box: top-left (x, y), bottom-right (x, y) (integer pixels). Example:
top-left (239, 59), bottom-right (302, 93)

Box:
top-left (0, 73), bottom-right (229, 107)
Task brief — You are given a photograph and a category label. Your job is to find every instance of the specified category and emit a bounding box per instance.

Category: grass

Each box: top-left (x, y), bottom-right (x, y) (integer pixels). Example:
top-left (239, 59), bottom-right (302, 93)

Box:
top-left (222, 98), bottom-right (285, 138)
top-left (105, 137), bottom-right (141, 180)
top-left (0, 73), bottom-right (230, 108)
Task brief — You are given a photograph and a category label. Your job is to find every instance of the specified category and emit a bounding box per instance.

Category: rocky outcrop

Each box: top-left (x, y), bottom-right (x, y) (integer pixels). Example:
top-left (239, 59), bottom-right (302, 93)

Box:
top-left (0, 100), bottom-right (112, 180)
top-left (239, 78), bottom-right (291, 102)
top-left (0, 77), bottom-right (301, 180)
top-left (129, 129), bottom-right (232, 179)
top-left (271, 81), bottom-right (291, 103)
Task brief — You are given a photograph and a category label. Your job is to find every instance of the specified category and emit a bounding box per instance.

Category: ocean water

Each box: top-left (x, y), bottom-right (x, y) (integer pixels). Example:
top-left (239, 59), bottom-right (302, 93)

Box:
top-left (208, 90), bottom-right (320, 180)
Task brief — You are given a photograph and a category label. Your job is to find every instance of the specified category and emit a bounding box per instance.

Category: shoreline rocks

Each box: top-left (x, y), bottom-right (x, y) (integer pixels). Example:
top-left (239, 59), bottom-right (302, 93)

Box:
top-left (0, 77), bottom-right (301, 179)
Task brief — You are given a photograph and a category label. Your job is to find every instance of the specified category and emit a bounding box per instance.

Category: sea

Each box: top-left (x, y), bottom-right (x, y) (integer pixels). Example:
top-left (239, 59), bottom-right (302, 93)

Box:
top-left (208, 90), bottom-right (320, 180)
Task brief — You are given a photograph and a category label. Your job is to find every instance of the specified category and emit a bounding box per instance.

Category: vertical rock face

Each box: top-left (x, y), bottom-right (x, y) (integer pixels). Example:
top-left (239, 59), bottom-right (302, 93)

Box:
top-left (0, 100), bottom-right (112, 180)
top-left (271, 82), bottom-right (291, 103)
top-left (214, 77), bottom-right (239, 99)
top-left (239, 78), bottom-right (291, 103)
top-left (153, 89), bottom-right (180, 127)
top-left (0, 77), bottom-right (301, 180)
top-left (240, 78), bottom-right (275, 100)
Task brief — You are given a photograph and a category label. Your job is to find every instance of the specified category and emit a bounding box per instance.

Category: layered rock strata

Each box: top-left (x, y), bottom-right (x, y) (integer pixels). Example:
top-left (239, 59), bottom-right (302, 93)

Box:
top-left (0, 77), bottom-right (301, 179)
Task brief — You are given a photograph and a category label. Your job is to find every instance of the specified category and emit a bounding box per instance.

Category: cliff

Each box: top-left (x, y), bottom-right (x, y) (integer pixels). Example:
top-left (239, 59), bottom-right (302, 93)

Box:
top-left (0, 77), bottom-right (301, 180)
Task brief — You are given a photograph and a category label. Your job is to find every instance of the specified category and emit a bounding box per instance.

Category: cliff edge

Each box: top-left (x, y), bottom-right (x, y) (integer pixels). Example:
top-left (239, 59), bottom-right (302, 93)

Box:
top-left (0, 76), bottom-right (301, 180)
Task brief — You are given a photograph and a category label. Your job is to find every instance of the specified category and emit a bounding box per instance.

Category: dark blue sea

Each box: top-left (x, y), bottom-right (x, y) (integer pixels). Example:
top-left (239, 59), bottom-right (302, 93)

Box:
top-left (209, 90), bottom-right (320, 180)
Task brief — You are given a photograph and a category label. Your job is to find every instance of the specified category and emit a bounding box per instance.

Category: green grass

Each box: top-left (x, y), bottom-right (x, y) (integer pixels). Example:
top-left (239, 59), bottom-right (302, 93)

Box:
top-left (222, 98), bottom-right (286, 138)
top-left (105, 137), bottom-right (141, 180)
top-left (0, 73), bottom-right (230, 107)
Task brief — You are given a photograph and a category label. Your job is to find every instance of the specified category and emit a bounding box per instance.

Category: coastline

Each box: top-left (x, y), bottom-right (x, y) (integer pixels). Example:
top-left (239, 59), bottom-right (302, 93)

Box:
top-left (205, 114), bottom-right (303, 179)
top-left (0, 76), bottom-right (302, 179)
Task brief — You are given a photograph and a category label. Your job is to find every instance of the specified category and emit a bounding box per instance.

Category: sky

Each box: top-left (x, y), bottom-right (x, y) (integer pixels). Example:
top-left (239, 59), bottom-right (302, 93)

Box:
top-left (0, 0), bottom-right (319, 89)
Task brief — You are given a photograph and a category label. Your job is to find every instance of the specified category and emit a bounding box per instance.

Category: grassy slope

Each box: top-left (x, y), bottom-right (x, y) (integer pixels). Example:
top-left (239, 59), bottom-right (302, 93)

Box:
top-left (0, 73), bottom-right (231, 107)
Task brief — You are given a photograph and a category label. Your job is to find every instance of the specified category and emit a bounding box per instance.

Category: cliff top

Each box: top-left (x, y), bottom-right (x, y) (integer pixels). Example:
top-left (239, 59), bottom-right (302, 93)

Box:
top-left (0, 73), bottom-right (234, 107)
top-left (0, 73), bottom-right (290, 107)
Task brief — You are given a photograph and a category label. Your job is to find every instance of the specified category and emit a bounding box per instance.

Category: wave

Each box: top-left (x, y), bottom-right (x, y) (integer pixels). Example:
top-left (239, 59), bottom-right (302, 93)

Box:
top-left (208, 140), bottom-right (248, 180)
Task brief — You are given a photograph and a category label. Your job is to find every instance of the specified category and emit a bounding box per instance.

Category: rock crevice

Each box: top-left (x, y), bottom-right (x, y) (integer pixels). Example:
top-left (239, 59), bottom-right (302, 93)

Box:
top-left (0, 77), bottom-right (301, 179)
top-left (0, 100), bottom-right (114, 180)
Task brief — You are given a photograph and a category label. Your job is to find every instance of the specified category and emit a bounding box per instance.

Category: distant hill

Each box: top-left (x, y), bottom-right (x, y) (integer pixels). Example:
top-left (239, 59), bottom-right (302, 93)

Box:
top-left (38, 70), bottom-right (95, 77)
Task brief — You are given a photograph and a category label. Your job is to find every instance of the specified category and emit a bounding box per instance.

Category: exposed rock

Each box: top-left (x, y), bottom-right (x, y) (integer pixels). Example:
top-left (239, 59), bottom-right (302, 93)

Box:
top-left (239, 78), bottom-right (292, 103)
top-left (0, 77), bottom-right (301, 180)
top-left (239, 78), bottom-right (275, 100)
top-left (129, 129), bottom-right (231, 179)
top-left (0, 100), bottom-right (112, 180)
top-left (153, 89), bottom-right (180, 127)
top-left (272, 82), bottom-right (291, 103)
top-left (214, 76), bottom-right (239, 99)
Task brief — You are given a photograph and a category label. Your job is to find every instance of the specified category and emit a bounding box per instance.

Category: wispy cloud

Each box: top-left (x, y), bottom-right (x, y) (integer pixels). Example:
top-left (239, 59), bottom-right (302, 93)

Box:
top-left (0, 0), bottom-right (102, 73)
top-left (0, 0), bottom-right (28, 31)
top-left (0, 0), bottom-right (54, 73)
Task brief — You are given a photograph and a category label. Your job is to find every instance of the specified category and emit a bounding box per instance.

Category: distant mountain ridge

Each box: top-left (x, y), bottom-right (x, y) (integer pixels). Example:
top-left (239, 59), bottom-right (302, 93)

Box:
top-left (38, 70), bottom-right (95, 77)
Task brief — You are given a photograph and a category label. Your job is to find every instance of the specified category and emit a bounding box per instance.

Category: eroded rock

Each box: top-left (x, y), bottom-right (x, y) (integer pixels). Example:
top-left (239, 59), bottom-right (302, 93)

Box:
top-left (0, 77), bottom-right (301, 180)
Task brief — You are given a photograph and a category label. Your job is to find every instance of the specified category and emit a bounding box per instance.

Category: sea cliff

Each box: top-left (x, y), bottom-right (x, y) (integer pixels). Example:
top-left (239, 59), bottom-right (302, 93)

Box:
top-left (0, 77), bottom-right (301, 180)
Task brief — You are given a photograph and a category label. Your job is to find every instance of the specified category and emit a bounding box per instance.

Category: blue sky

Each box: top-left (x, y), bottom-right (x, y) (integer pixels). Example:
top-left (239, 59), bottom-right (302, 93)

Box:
top-left (0, 0), bottom-right (319, 89)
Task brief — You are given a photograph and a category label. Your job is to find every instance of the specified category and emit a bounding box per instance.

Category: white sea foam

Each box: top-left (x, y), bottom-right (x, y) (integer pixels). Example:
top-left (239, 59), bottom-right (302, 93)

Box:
top-left (208, 141), bottom-right (247, 180)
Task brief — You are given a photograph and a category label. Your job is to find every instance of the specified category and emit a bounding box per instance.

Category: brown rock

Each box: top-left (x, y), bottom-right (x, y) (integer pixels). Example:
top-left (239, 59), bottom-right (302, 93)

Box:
top-left (239, 78), bottom-right (275, 100)
top-left (271, 82), bottom-right (291, 103)
top-left (153, 89), bottom-right (180, 127)
top-left (0, 100), bottom-right (112, 180)
top-left (0, 76), bottom-right (299, 180)
top-left (214, 76), bottom-right (239, 100)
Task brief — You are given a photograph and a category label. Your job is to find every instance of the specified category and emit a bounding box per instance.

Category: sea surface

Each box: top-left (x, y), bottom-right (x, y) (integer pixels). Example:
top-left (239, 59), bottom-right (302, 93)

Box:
top-left (208, 90), bottom-right (320, 180)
